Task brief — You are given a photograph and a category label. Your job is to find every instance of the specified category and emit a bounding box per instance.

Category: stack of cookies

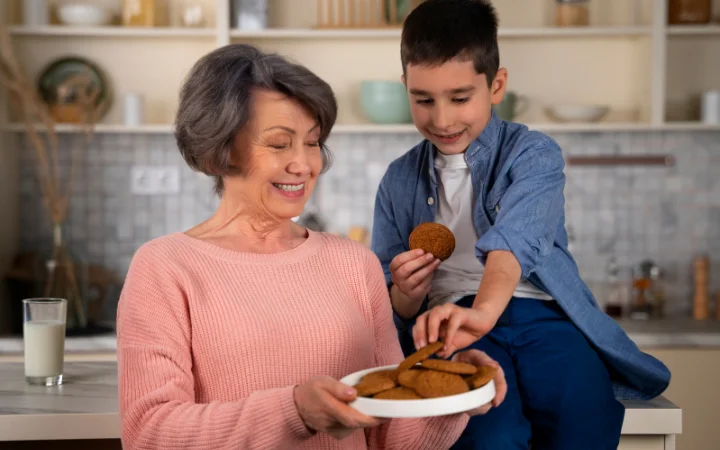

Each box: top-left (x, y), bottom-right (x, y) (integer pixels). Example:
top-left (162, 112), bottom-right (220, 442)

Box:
top-left (353, 341), bottom-right (496, 400)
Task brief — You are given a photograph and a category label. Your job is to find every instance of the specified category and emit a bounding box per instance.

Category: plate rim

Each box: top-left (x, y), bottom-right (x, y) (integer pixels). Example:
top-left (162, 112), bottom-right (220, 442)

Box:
top-left (340, 363), bottom-right (496, 418)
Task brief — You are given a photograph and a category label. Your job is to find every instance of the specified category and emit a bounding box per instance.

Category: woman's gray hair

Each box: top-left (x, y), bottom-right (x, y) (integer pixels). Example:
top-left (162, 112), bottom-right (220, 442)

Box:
top-left (174, 44), bottom-right (337, 195)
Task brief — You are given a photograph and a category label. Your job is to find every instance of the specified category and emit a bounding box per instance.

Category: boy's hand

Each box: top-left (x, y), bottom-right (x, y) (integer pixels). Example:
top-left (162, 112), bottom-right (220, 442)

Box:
top-left (389, 249), bottom-right (441, 305)
top-left (412, 304), bottom-right (498, 358)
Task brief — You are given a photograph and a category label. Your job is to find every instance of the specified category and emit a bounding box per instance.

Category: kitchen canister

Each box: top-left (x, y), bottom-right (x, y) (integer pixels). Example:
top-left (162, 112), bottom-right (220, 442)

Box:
top-left (700, 90), bottom-right (720, 125)
top-left (230, 0), bottom-right (268, 30)
top-left (24, 0), bottom-right (50, 26)
top-left (123, 93), bottom-right (144, 126)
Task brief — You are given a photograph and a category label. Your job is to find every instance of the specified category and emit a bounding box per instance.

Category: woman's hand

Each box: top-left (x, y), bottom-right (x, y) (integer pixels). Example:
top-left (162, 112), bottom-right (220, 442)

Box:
top-left (294, 376), bottom-right (389, 440)
top-left (453, 349), bottom-right (507, 416)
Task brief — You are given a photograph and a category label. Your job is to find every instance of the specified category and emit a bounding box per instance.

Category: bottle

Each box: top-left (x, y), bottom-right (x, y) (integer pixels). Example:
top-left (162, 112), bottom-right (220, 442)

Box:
top-left (555, 0), bottom-right (590, 27)
top-left (630, 262), bottom-right (653, 320)
top-left (693, 255), bottom-right (710, 320)
top-left (668, 0), bottom-right (712, 25)
top-left (604, 255), bottom-right (624, 318)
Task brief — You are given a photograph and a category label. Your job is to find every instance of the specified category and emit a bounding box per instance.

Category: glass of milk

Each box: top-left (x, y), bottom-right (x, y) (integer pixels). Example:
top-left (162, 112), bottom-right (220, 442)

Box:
top-left (22, 298), bottom-right (67, 386)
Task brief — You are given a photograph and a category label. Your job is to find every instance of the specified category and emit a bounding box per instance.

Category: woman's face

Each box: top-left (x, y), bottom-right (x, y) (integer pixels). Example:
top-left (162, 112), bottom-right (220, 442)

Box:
top-left (225, 89), bottom-right (323, 222)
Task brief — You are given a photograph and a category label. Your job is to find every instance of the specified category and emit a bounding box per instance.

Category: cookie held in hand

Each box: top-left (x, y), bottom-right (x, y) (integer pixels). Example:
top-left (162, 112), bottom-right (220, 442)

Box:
top-left (396, 341), bottom-right (445, 372)
top-left (409, 223), bottom-right (456, 261)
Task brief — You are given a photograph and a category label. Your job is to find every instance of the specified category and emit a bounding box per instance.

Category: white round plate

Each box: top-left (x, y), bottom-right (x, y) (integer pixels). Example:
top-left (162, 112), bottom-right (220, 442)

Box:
top-left (340, 364), bottom-right (496, 419)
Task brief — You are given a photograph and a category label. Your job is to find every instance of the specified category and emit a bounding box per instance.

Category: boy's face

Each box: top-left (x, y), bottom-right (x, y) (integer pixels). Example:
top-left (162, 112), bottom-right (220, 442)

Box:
top-left (402, 59), bottom-right (507, 155)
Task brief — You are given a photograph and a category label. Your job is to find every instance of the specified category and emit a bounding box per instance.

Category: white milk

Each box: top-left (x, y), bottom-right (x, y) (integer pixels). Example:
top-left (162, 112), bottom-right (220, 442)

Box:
top-left (23, 320), bottom-right (66, 377)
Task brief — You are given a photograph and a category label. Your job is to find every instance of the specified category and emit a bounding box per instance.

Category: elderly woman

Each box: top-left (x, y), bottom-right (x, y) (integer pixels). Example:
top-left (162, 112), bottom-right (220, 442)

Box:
top-left (116, 43), bottom-right (507, 449)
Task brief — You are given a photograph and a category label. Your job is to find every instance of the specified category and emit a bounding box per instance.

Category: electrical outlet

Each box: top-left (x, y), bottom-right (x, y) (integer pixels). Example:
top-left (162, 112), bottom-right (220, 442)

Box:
top-left (130, 166), bottom-right (180, 195)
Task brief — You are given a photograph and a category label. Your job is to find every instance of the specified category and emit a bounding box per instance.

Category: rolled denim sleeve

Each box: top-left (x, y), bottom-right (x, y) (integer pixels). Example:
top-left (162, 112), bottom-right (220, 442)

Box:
top-left (475, 138), bottom-right (566, 278)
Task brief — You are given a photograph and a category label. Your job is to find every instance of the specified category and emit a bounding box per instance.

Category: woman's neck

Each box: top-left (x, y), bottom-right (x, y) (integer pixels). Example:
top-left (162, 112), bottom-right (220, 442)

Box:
top-left (185, 195), bottom-right (308, 254)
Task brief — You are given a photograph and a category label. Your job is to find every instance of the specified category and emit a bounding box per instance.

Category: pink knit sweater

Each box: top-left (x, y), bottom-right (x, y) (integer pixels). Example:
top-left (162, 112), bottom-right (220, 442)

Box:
top-left (117, 230), bottom-right (469, 449)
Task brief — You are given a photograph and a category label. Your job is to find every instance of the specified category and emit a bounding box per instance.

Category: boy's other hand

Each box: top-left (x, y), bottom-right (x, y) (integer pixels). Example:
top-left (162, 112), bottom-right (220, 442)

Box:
top-left (389, 249), bottom-right (441, 305)
top-left (412, 304), bottom-right (497, 358)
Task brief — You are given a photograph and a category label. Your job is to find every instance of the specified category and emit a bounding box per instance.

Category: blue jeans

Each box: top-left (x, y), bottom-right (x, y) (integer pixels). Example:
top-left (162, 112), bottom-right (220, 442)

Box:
top-left (400, 296), bottom-right (625, 450)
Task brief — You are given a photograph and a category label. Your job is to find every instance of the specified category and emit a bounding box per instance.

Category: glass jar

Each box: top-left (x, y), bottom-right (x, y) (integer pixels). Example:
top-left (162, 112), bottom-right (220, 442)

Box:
top-left (555, 0), bottom-right (590, 27)
top-left (668, 0), bottom-right (712, 24)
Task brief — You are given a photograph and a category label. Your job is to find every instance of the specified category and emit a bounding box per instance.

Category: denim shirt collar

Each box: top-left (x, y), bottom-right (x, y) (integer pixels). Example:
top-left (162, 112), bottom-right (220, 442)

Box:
top-left (426, 110), bottom-right (502, 186)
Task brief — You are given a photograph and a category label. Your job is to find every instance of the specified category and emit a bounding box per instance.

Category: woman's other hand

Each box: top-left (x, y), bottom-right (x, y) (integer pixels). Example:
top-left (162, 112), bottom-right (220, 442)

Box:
top-left (452, 349), bottom-right (507, 416)
top-left (294, 376), bottom-right (389, 440)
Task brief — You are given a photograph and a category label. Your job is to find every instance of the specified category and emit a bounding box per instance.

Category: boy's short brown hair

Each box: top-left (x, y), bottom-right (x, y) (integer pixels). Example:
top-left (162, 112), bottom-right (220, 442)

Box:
top-left (401, 0), bottom-right (500, 87)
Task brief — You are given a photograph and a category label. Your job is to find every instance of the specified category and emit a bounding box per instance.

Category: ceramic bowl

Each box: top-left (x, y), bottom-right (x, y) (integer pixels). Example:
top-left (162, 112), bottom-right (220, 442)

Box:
top-left (545, 104), bottom-right (610, 123)
top-left (359, 81), bottom-right (412, 124)
top-left (58, 4), bottom-right (112, 26)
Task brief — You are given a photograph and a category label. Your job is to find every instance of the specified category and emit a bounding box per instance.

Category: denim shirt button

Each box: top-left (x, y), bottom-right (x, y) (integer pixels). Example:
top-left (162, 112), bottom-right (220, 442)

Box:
top-left (427, 197), bottom-right (435, 205)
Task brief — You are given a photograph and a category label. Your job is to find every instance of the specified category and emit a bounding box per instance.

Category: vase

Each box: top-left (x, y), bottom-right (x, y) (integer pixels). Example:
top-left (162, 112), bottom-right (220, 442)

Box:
top-left (40, 224), bottom-right (89, 331)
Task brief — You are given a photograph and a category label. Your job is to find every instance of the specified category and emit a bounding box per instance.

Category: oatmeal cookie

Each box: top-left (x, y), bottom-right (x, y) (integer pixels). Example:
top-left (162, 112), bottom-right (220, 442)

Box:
top-left (465, 365), bottom-right (498, 389)
top-left (414, 370), bottom-right (469, 398)
top-left (421, 359), bottom-right (478, 375)
top-left (397, 369), bottom-right (425, 389)
top-left (397, 341), bottom-right (444, 372)
top-left (373, 387), bottom-right (422, 400)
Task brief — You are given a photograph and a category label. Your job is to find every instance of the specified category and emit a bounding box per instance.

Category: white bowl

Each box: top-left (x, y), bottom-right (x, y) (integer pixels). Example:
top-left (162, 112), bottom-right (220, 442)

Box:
top-left (58, 4), bottom-right (111, 26)
top-left (545, 104), bottom-right (610, 123)
top-left (339, 364), bottom-right (496, 418)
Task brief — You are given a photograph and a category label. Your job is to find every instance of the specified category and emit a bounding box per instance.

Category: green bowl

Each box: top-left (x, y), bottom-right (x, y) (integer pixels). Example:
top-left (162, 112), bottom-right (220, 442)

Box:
top-left (359, 81), bottom-right (412, 124)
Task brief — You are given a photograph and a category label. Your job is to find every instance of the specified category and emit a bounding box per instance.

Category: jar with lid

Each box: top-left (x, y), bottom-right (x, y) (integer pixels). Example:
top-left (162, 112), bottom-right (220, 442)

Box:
top-left (668, 0), bottom-right (712, 24)
top-left (555, 0), bottom-right (590, 27)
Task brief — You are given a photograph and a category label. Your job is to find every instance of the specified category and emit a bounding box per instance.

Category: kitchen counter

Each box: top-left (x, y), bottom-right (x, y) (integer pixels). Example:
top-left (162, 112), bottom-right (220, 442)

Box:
top-left (0, 362), bottom-right (119, 441)
top-left (615, 318), bottom-right (720, 348)
top-left (0, 361), bottom-right (681, 446)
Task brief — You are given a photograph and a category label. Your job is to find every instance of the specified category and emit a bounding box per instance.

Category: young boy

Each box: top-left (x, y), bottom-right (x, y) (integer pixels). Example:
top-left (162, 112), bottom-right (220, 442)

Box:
top-left (370, 1), bottom-right (671, 448)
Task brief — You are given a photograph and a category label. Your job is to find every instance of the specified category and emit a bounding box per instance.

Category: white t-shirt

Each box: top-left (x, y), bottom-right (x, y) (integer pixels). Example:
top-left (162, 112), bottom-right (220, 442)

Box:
top-left (428, 151), bottom-right (553, 308)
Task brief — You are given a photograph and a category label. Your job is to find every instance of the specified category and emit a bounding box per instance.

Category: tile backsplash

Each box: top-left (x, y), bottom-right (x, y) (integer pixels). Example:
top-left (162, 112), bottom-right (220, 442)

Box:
top-left (15, 129), bottom-right (720, 317)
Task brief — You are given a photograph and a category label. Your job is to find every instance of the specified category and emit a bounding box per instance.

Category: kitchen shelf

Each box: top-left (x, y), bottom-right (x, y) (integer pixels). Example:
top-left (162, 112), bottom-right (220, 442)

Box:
top-left (2, 0), bottom-right (719, 132)
top-left (7, 26), bottom-right (217, 38)
top-left (4, 121), bottom-right (718, 135)
top-left (229, 26), bottom-right (652, 40)
top-left (667, 25), bottom-right (720, 36)
top-left (1, 123), bottom-right (175, 134)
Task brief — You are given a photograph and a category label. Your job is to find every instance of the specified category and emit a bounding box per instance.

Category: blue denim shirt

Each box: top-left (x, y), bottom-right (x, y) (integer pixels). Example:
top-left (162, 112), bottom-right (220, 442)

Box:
top-left (371, 111), bottom-right (670, 401)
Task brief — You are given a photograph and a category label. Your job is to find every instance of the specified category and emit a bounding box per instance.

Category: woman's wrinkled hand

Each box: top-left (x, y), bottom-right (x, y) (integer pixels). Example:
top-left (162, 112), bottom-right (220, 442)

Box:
top-left (452, 349), bottom-right (507, 416)
top-left (294, 376), bottom-right (390, 440)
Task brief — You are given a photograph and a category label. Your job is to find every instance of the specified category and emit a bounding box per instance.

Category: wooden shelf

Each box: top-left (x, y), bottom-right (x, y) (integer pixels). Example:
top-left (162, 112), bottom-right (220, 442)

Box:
top-left (4, 122), bottom-right (717, 135)
top-left (7, 25), bottom-right (216, 38)
top-left (1, 123), bottom-right (174, 134)
top-left (659, 122), bottom-right (720, 130)
top-left (667, 25), bottom-right (720, 36)
top-left (229, 26), bottom-right (652, 40)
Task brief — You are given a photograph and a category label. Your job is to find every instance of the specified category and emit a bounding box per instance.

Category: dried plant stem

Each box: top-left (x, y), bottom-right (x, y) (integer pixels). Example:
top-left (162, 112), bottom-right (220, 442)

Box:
top-left (0, 24), bottom-right (96, 326)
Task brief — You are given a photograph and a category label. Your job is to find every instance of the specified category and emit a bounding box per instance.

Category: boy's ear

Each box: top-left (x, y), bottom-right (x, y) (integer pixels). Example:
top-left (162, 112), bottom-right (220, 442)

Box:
top-left (490, 68), bottom-right (508, 105)
top-left (401, 73), bottom-right (407, 87)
